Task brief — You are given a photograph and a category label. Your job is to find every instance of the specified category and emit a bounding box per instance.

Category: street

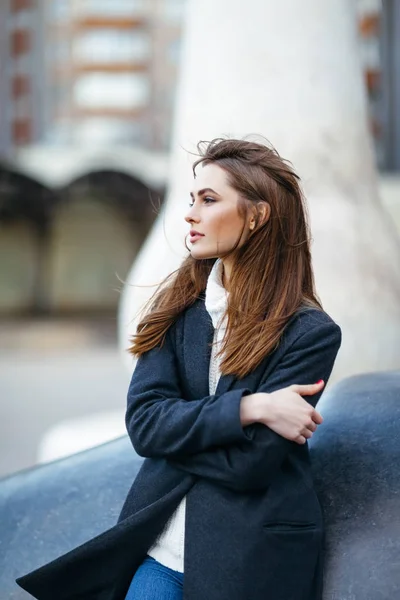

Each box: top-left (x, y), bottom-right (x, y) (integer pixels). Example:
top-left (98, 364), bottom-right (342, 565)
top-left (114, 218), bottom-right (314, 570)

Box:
top-left (0, 317), bottom-right (132, 479)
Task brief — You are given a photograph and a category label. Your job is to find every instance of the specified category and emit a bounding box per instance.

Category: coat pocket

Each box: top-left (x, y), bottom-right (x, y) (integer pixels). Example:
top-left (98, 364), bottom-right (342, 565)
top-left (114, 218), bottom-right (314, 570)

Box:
top-left (263, 520), bottom-right (317, 532)
top-left (256, 522), bottom-right (322, 599)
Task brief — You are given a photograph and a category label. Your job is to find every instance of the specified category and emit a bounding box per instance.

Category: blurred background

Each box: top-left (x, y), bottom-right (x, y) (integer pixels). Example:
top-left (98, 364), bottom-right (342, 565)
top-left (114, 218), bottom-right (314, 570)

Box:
top-left (0, 0), bottom-right (399, 479)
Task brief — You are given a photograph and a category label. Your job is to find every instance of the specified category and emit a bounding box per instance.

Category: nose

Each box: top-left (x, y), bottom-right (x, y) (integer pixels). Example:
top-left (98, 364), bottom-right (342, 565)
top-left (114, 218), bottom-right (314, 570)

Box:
top-left (184, 205), bottom-right (200, 224)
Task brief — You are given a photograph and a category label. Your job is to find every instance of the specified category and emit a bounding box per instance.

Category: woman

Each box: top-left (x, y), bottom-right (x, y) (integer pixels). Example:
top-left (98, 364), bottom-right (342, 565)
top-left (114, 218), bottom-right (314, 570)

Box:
top-left (17, 138), bottom-right (341, 600)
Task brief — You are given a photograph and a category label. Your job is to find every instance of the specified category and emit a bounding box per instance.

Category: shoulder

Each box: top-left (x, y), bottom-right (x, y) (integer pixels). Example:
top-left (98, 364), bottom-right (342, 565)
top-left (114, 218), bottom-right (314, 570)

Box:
top-left (180, 298), bottom-right (341, 338)
top-left (289, 305), bottom-right (341, 333)
top-left (282, 306), bottom-right (342, 353)
top-left (172, 299), bottom-right (341, 354)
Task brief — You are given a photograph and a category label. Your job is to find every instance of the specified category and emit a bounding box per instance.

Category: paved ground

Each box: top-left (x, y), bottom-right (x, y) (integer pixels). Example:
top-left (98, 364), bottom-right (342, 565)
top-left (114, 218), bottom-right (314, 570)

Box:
top-left (0, 317), bottom-right (133, 479)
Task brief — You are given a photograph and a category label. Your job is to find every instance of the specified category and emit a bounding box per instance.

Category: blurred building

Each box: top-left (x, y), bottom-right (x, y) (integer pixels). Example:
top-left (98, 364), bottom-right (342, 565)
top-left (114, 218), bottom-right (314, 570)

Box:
top-left (0, 0), bottom-right (399, 316)
top-left (357, 0), bottom-right (400, 171)
top-left (1, 0), bottom-right (398, 165)
top-left (1, 0), bottom-right (184, 153)
top-left (0, 0), bottom-right (42, 152)
top-left (0, 0), bottom-right (185, 315)
top-left (46, 0), bottom-right (184, 149)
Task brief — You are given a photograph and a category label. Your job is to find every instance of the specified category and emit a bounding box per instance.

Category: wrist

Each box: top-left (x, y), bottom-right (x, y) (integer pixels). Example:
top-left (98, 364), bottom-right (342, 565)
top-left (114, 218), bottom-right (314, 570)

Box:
top-left (251, 392), bottom-right (275, 426)
top-left (240, 393), bottom-right (265, 426)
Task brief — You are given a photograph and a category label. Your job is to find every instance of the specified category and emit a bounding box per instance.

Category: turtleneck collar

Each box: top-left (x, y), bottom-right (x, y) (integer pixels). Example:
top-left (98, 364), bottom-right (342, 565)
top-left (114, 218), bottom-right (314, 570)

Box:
top-left (204, 259), bottom-right (229, 330)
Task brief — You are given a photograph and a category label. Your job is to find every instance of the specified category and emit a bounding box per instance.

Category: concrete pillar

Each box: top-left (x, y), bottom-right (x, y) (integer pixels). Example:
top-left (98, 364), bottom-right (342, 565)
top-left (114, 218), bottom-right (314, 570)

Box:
top-left (119, 0), bottom-right (400, 379)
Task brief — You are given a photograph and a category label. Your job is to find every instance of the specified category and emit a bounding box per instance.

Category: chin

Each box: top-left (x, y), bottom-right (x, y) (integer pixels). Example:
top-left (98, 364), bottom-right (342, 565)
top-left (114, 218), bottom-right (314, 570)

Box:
top-left (190, 248), bottom-right (219, 260)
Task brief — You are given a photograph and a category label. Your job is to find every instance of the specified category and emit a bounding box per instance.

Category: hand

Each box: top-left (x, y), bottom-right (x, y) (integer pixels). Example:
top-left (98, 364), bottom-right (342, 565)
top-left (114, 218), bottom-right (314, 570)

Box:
top-left (240, 381), bottom-right (325, 444)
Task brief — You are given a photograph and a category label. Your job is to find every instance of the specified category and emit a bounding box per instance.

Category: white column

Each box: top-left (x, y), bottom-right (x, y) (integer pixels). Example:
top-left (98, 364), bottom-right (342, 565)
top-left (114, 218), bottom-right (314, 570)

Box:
top-left (119, 0), bottom-right (400, 379)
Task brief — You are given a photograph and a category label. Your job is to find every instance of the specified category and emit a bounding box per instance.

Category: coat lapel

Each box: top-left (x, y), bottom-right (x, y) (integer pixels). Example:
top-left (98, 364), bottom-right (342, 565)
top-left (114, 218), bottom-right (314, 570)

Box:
top-left (187, 298), bottom-right (236, 398)
top-left (215, 371), bottom-right (236, 396)
top-left (184, 298), bottom-right (266, 398)
top-left (184, 299), bottom-right (214, 399)
top-left (216, 344), bottom-right (271, 397)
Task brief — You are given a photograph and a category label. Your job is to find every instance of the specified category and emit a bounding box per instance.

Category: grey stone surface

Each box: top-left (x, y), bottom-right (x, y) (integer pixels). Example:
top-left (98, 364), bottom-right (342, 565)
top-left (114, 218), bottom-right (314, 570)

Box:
top-left (0, 437), bottom-right (143, 599)
top-left (0, 372), bottom-right (399, 599)
top-left (311, 371), bottom-right (400, 599)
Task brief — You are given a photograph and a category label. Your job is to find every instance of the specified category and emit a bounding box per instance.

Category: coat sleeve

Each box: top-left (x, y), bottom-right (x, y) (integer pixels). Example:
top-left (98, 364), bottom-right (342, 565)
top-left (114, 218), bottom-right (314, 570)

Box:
top-left (126, 326), bottom-right (250, 458)
top-left (167, 320), bottom-right (342, 492)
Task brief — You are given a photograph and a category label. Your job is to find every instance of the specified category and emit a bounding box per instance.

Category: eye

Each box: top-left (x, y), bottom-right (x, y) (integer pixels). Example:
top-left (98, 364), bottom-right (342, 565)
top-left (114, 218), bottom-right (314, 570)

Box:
top-left (188, 197), bottom-right (215, 207)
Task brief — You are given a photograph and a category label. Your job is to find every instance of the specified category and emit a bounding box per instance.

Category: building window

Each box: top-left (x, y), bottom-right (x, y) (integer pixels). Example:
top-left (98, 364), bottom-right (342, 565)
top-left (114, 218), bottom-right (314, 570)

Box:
top-left (73, 30), bottom-right (150, 63)
top-left (11, 29), bottom-right (31, 56)
top-left (11, 0), bottom-right (32, 11)
top-left (380, 0), bottom-right (400, 170)
top-left (74, 73), bottom-right (150, 109)
top-left (357, 0), bottom-right (384, 167)
top-left (12, 75), bottom-right (30, 97)
top-left (12, 119), bottom-right (31, 144)
top-left (74, 0), bottom-right (147, 18)
top-left (72, 117), bottom-right (145, 144)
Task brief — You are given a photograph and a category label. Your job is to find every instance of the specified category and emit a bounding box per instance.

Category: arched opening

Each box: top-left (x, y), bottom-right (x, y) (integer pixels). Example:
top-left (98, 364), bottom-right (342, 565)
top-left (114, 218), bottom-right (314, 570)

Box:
top-left (0, 166), bottom-right (56, 314)
top-left (48, 170), bottom-right (163, 313)
top-left (0, 166), bottom-right (164, 315)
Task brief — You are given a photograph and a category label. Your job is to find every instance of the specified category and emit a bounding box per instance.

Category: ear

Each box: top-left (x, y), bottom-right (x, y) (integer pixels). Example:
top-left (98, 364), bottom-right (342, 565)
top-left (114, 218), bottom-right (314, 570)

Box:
top-left (249, 202), bottom-right (271, 230)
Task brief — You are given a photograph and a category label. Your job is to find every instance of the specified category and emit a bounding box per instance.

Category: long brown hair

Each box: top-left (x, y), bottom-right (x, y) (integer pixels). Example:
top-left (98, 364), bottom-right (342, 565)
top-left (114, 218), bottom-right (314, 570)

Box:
top-left (129, 137), bottom-right (322, 378)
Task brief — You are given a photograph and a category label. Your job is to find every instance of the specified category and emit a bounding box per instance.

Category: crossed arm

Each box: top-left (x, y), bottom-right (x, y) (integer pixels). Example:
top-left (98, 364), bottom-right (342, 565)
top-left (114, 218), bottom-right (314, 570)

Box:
top-left (126, 328), bottom-right (252, 458)
top-left (126, 319), bottom-right (341, 492)
top-left (168, 322), bottom-right (341, 491)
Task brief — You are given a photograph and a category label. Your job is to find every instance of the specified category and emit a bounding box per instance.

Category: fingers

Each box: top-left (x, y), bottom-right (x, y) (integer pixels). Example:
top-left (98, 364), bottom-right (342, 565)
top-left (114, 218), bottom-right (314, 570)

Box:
top-left (290, 380), bottom-right (325, 396)
top-left (294, 435), bottom-right (307, 445)
top-left (295, 426), bottom-right (316, 445)
top-left (312, 410), bottom-right (323, 425)
top-left (297, 417), bottom-right (321, 444)
top-left (302, 428), bottom-right (313, 439)
top-left (307, 420), bottom-right (318, 432)
top-left (288, 381), bottom-right (325, 426)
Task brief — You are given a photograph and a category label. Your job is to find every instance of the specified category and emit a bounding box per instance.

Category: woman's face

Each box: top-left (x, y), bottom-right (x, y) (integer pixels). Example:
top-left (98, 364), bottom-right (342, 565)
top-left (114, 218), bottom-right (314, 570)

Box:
top-left (185, 163), bottom-right (251, 260)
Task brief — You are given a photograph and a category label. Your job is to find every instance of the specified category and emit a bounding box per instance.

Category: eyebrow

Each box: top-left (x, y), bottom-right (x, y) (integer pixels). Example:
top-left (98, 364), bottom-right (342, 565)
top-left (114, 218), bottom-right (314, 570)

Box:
top-left (189, 187), bottom-right (221, 199)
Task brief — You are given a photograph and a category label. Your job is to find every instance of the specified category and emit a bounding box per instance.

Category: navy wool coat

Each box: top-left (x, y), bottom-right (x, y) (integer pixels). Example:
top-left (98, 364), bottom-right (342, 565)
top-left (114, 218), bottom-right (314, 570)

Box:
top-left (17, 297), bottom-right (341, 600)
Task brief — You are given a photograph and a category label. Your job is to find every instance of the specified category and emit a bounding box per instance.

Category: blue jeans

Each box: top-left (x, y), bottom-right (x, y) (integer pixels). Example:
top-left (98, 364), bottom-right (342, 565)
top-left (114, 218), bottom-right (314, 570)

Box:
top-left (125, 556), bottom-right (184, 600)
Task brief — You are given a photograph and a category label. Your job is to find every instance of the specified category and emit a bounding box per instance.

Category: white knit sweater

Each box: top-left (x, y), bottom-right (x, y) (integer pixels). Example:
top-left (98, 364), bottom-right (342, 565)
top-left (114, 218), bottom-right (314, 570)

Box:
top-left (147, 259), bottom-right (228, 572)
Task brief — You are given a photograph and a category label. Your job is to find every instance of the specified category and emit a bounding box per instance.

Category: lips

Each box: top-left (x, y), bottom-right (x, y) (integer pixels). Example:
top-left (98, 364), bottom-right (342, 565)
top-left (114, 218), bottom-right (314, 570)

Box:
top-left (189, 231), bottom-right (204, 243)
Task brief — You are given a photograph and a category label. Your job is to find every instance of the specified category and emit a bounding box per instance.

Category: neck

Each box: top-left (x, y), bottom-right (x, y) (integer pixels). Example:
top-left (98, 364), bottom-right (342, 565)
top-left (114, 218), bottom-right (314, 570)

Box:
top-left (220, 258), bottom-right (232, 291)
